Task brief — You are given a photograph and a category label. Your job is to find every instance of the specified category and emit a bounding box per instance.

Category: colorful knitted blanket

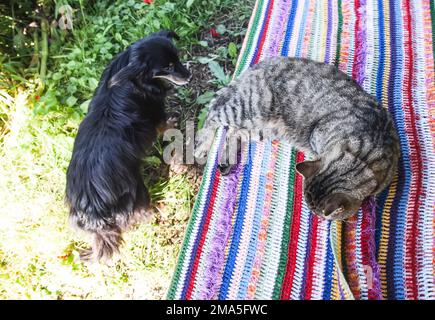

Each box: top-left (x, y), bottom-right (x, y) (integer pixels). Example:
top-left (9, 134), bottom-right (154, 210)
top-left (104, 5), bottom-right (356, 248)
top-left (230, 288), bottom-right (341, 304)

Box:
top-left (168, 0), bottom-right (435, 300)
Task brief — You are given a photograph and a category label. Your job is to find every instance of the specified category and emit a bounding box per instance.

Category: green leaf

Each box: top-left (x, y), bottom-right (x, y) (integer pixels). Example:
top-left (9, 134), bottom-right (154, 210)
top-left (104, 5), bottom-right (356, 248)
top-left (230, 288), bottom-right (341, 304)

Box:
top-left (216, 24), bottom-right (226, 35)
top-left (145, 156), bottom-right (162, 167)
top-left (153, 20), bottom-right (161, 30)
top-left (228, 42), bottom-right (238, 59)
top-left (115, 32), bottom-right (123, 42)
top-left (66, 96), bottom-right (77, 107)
top-left (216, 46), bottom-right (228, 58)
top-left (66, 60), bottom-right (77, 70)
top-left (79, 99), bottom-right (91, 114)
top-left (67, 84), bottom-right (77, 94)
top-left (88, 78), bottom-right (99, 91)
top-left (52, 72), bottom-right (63, 81)
top-left (162, 2), bottom-right (175, 12)
top-left (197, 56), bottom-right (213, 64)
top-left (198, 40), bottom-right (208, 47)
top-left (196, 91), bottom-right (214, 105)
top-left (208, 61), bottom-right (227, 84)
top-left (186, 0), bottom-right (195, 8)
top-left (197, 107), bottom-right (209, 130)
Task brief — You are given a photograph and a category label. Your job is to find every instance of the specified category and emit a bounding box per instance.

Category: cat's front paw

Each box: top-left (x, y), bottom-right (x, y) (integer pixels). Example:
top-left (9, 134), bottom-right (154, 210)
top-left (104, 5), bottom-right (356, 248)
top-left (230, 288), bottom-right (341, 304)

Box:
top-left (218, 163), bottom-right (236, 176)
top-left (194, 140), bottom-right (209, 160)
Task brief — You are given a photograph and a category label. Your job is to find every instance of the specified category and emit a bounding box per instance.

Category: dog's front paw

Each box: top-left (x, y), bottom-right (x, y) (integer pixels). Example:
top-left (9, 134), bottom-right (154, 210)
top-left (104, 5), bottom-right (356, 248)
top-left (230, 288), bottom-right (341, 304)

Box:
top-left (166, 117), bottom-right (178, 129)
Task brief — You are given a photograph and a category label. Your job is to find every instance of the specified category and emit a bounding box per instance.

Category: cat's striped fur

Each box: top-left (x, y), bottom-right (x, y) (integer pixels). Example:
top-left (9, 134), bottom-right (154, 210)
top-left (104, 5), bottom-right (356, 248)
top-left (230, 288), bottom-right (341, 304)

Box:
top-left (196, 57), bottom-right (400, 220)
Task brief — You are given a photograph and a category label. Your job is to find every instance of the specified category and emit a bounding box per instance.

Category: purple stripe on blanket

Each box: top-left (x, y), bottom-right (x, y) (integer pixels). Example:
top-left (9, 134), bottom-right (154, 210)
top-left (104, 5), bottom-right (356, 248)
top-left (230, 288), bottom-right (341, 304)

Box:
top-left (363, 197), bottom-right (383, 300)
top-left (267, 0), bottom-right (293, 57)
top-left (325, 0), bottom-right (333, 63)
top-left (200, 154), bottom-right (243, 299)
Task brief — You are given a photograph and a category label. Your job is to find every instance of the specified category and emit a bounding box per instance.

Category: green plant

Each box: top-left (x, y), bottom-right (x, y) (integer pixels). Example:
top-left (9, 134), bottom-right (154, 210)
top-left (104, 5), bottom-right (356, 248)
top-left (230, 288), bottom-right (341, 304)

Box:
top-left (207, 60), bottom-right (231, 86)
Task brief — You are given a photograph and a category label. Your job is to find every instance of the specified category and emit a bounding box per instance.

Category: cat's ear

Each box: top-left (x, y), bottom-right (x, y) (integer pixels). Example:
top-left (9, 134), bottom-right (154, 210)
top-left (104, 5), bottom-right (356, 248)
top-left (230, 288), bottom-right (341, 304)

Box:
top-left (296, 159), bottom-right (321, 179)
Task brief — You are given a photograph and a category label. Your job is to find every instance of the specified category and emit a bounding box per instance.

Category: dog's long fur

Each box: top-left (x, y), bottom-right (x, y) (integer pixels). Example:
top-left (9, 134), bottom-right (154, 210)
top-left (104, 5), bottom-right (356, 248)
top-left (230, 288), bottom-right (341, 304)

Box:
top-left (66, 31), bottom-right (190, 262)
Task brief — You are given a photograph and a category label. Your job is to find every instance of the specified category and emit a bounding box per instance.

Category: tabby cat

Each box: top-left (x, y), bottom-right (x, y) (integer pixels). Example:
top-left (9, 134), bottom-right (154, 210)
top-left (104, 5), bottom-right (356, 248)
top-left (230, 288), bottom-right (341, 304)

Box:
top-left (195, 57), bottom-right (400, 220)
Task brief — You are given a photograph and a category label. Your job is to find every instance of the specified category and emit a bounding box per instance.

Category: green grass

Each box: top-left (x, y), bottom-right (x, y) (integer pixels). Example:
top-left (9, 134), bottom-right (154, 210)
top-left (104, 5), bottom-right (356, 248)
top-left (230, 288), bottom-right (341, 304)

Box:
top-left (0, 0), bottom-right (253, 299)
top-left (0, 90), bottom-right (191, 299)
top-left (0, 90), bottom-right (203, 299)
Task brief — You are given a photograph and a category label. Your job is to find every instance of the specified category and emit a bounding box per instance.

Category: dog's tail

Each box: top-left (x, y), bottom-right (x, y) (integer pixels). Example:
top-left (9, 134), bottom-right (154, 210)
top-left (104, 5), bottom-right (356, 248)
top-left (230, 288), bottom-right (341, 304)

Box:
top-left (67, 183), bottom-right (151, 263)
top-left (79, 227), bottom-right (124, 263)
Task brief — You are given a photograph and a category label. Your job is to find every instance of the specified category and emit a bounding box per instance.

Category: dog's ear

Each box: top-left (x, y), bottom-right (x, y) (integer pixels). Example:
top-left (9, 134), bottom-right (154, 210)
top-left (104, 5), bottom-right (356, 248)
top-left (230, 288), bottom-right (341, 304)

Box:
top-left (109, 62), bottom-right (143, 87)
top-left (152, 29), bottom-right (180, 41)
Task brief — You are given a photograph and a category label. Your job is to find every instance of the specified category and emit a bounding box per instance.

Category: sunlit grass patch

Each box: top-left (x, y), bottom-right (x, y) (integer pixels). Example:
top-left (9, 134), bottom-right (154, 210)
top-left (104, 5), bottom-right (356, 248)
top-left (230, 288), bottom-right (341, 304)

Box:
top-left (0, 90), bottom-right (193, 299)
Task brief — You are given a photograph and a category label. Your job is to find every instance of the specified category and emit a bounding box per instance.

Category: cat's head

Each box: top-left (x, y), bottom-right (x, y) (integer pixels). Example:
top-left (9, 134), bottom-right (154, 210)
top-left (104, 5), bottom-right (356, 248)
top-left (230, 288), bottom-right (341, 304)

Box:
top-left (296, 148), bottom-right (379, 220)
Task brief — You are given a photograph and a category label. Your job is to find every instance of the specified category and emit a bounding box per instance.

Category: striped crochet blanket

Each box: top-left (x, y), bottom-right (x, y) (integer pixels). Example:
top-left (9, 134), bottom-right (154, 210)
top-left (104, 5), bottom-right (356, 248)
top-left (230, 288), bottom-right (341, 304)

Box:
top-left (168, 0), bottom-right (435, 300)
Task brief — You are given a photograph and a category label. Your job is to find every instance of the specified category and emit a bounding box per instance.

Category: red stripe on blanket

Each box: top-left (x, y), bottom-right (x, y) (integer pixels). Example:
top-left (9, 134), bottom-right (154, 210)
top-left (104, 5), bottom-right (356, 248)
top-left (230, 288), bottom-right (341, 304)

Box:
top-left (352, 0), bottom-right (361, 81)
top-left (402, 0), bottom-right (421, 299)
top-left (253, 0), bottom-right (275, 64)
top-left (361, 201), bottom-right (378, 299)
top-left (304, 215), bottom-right (320, 299)
top-left (280, 151), bottom-right (305, 299)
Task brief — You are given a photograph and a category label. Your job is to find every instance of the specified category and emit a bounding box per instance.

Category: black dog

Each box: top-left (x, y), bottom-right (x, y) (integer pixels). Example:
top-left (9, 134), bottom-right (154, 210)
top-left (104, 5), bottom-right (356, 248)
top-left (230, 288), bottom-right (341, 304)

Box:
top-left (66, 30), bottom-right (190, 262)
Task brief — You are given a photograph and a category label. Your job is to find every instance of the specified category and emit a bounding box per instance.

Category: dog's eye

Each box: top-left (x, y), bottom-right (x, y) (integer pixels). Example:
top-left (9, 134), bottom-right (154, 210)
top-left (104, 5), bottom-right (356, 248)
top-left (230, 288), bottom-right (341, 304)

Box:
top-left (165, 63), bottom-right (174, 71)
